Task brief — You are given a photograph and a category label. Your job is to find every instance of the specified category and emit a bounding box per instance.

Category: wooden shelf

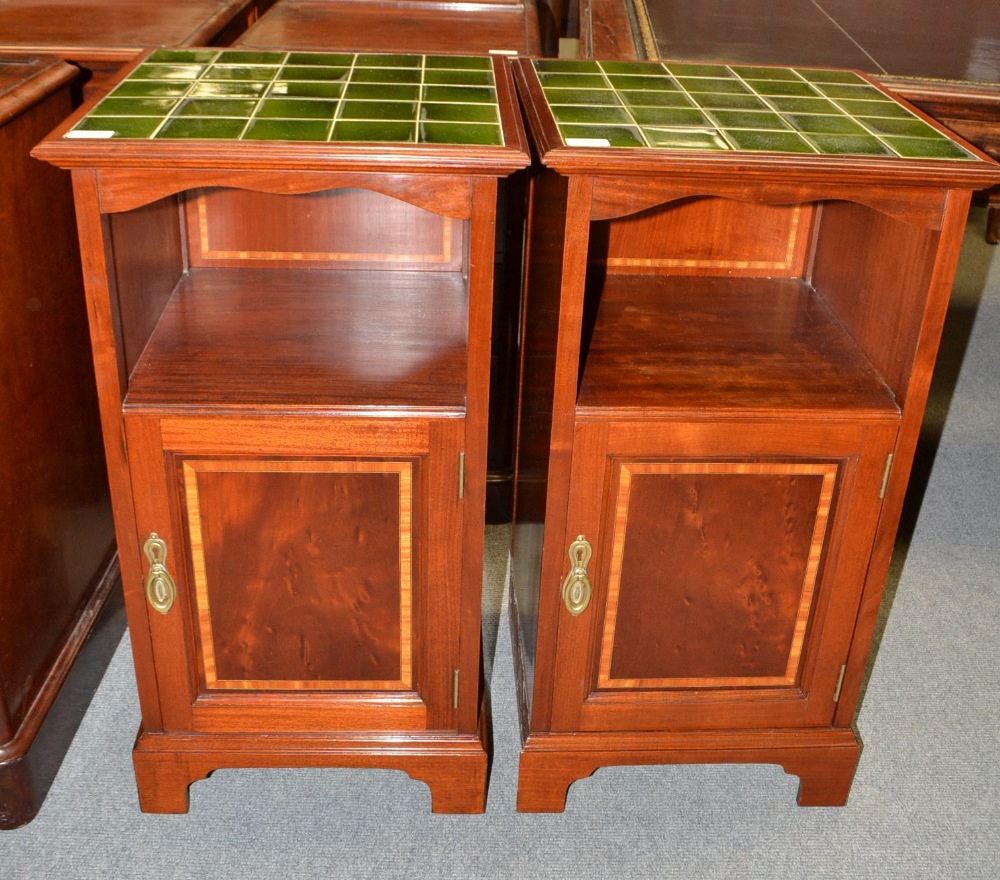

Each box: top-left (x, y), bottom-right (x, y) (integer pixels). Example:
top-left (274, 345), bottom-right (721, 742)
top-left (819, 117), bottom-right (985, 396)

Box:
top-left (125, 266), bottom-right (469, 412)
top-left (577, 275), bottom-right (900, 418)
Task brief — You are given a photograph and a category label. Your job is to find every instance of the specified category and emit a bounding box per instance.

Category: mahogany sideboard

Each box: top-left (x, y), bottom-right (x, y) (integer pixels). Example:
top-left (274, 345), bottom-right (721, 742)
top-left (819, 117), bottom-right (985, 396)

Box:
top-left (508, 56), bottom-right (1000, 811)
top-left (35, 48), bottom-right (529, 814)
top-left (0, 0), bottom-right (276, 97)
top-left (238, 0), bottom-right (543, 57)
top-left (0, 55), bottom-right (118, 829)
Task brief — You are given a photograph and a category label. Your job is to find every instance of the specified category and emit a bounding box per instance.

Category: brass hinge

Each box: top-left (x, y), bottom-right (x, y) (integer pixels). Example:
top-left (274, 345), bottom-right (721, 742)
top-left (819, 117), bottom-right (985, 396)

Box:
top-left (452, 668), bottom-right (460, 709)
top-left (458, 452), bottom-right (466, 500)
top-left (879, 453), bottom-right (894, 499)
top-left (833, 664), bottom-right (847, 702)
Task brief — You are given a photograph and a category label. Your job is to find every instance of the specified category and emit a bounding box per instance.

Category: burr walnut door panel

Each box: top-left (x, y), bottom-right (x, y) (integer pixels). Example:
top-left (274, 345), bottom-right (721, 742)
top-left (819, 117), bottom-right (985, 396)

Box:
top-left (547, 418), bottom-right (898, 734)
top-left (123, 413), bottom-right (465, 735)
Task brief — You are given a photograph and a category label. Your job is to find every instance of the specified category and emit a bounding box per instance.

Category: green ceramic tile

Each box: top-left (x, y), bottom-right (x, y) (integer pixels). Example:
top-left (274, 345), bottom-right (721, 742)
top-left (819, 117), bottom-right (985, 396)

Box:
top-left (724, 129), bottom-right (815, 152)
top-left (545, 88), bottom-right (626, 106)
top-left (664, 62), bottom-right (735, 78)
top-left (425, 55), bottom-right (492, 70)
top-left (709, 110), bottom-right (790, 130)
top-left (349, 67), bottom-right (422, 85)
top-left (131, 64), bottom-right (205, 81)
top-left (243, 118), bottom-right (331, 141)
top-left (71, 116), bottom-right (163, 138)
top-left (729, 65), bottom-right (802, 81)
top-left (256, 98), bottom-right (338, 120)
top-left (190, 81), bottom-right (269, 98)
top-left (766, 96), bottom-right (840, 113)
top-left (281, 66), bottom-right (351, 82)
top-left (552, 104), bottom-right (633, 125)
top-left (628, 106), bottom-right (710, 127)
top-left (422, 85), bottom-right (496, 104)
top-left (90, 97), bottom-right (179, 116)
top-left (287, 52), bottom-right (354, 66)
top-left (805, 133), bottom-right (894, 155)
top-left (420, 102), bottom-right (499, 123)
top-left (607, 74), bottom-right (679, 91)
top-left (110, 80), bottom-right (192, 98)
top-left (558, 123), bottom-right (645, 147)
top-left (146, 49), bottom-right (218, 64)
top-left (424, 69), bottom-right (494, 87)
top-left (331, 119), bottom-right (416, 142)
top-left (340, 100), bottom-right (418, 121)
top-left (529, 58), bottom-right (980, 160)
top-left (882, 136), bottom-right (975, 159)
top-left (600, 61), bottom-right (666, 75)
top-left (858, 116), bottom-right (940, 138)
top-left (356, 54), bottom-right (421, 68)
top-left (781, 113), bottom-right (868, 134)
top-left (835, 99), bottom-right (915, 119)
top-left (675, 76), bottom-right (750, 94)
top-left (419, 122), bottom-right (503, 146)
top-left (202, 66), bottom-right (278, 82)
top-left (271, 81), bottom-right (345, 99)
top-left (618, 89), bottom-right (695, 108)
top-left (813, 83), bottom-right (889, 101)
top-left (796, 68), bottom-right (868, 84)
top-left (746, 79), bottom-right (820, 97)
top-left (155, 117), bottom-right (248, 139)
top-left (695, 92), bottom-right (770, 111)
top-left (643, 128), bottom-right (730, 150)
top-left (175, 98), bottom-right (258, 118)
top-left (535, 59), bottom-right (601, 73)
top-left (537, 73), bottom-right (609, 90)
top-left (344, 82), bottom-right (420, 102)
top-left (70, 51), bottom-right (508, 145)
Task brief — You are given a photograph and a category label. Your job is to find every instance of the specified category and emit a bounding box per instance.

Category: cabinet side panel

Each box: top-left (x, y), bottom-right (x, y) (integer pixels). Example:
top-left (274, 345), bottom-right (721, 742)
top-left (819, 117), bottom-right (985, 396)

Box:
top-left (110, 197), bottom-right (185, 377)
top-left (183, 462), bottom-right (413, 690)
top-left (594, 198), bottom-right (814, 278)
top-left (511, 171), bottom-right (570, 719)
top-left (811, 200), bottom-right (939, 405)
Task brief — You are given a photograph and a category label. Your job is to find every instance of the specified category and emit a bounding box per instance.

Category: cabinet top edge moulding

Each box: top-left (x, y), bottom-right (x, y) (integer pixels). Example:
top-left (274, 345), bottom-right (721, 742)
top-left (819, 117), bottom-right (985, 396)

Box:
top-left (511, 58), bottom-right (1000, 191)
top-left (34, 48), bottom-right (530, 182)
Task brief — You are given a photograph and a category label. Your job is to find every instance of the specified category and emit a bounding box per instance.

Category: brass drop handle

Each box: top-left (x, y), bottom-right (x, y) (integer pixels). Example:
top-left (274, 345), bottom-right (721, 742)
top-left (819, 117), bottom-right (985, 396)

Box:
top-left (143, 533), bottom-right (176, 615)
top-left (561, 535), bottom-right (593, 616)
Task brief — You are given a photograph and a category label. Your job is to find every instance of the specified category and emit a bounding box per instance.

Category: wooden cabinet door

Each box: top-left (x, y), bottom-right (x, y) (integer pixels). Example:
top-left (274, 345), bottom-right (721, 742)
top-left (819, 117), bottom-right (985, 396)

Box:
top-left (123, 413), bottom-right (465, 735)
top-left (547, 417), bottom-right (898, 733)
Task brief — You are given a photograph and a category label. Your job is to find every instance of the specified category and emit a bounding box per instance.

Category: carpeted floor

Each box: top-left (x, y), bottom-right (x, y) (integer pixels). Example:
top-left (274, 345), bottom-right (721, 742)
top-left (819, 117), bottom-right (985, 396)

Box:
top-left (2, 210), bottom-right (997, 879)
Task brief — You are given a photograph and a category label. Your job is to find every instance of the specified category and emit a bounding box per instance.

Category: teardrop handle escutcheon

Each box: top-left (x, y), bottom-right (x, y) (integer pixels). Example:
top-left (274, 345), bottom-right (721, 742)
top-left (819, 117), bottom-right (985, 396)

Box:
top-left (143, 533), bottom-right (176, 615)
top-left (561, 535), bottom-right (593, 616)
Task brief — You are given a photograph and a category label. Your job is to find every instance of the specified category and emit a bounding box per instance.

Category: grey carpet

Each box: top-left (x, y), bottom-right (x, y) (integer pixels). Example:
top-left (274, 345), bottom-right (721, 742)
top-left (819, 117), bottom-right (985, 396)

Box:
top-left (2, 209), bottom-right (997, 879)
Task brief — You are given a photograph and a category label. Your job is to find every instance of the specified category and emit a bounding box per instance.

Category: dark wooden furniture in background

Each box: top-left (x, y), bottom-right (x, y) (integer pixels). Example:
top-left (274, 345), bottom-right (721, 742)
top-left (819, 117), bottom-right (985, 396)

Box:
top-left (239, 0), bottom-right (542, 57)
top-left (0, 56), bottom-right (118, 829)
top-left (0, 0), bottom-right (275, 97)
top-left (36, 48), bottom-right (530, 814)
top-left (579, 0), bottom-right (1000, 240)
top-left (508, 57), bottom-right (1000, 811)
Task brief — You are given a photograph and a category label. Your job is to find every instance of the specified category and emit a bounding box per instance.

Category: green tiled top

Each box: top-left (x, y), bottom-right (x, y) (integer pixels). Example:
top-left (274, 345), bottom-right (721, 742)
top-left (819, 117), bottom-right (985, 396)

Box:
top-left (532, 59), bottom-right (976, 160)
top-left (66, 49), bottom-right (503, 146)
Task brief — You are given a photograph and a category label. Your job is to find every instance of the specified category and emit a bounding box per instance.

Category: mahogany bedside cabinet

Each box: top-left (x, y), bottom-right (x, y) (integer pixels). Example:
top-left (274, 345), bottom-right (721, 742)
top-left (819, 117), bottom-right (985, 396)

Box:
top-left (34, 47), bottom-right (529, 814)
top-left (507, 57), bottom-right (1000, 811)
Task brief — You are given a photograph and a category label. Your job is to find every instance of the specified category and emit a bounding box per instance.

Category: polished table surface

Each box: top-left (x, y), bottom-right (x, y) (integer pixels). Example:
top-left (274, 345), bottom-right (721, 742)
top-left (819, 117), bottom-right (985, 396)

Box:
top-left (632, 0), bottom-right (1000, 84)
top-left (0, 0), bottom-right (263, 61)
